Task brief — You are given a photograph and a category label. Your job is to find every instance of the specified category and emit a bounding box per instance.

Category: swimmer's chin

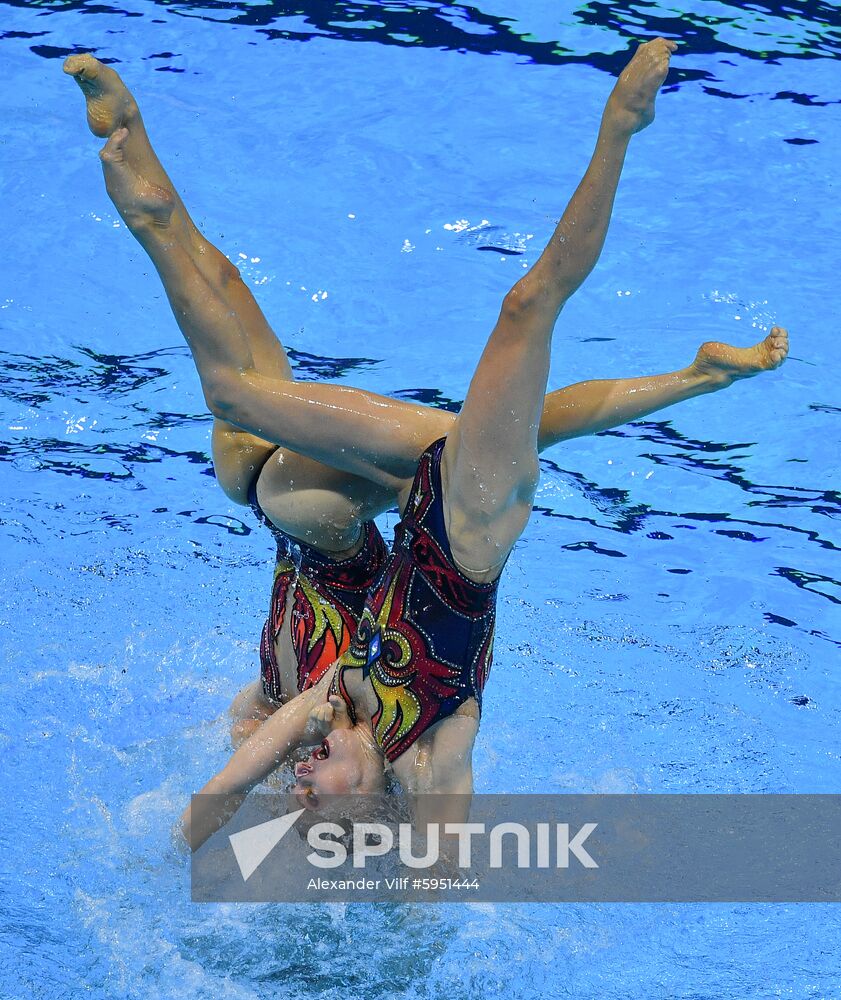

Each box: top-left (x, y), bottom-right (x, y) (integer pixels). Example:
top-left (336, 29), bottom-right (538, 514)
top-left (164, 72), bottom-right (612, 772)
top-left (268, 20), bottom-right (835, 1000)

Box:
top-left (293, 784), bottom-right (320, 810)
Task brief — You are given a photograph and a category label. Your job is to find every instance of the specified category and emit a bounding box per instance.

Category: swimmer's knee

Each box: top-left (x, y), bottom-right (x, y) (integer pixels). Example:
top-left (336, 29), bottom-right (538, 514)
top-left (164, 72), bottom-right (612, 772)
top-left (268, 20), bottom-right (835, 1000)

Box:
top-left (228, 680), bottom-right (274, 721)
top-left (501, 276), bottom-right (567, 326)
top-left (501, 282), bottom-right (548, 321)
top-left (189, 242), bottom-right (244, 291)
top-left (202, 371), bottom-right (242, 422)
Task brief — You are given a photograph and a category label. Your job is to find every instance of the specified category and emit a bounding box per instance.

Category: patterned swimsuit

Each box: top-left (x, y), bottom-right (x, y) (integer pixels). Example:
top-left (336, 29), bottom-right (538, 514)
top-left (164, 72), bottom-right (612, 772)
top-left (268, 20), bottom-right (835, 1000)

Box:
top-left (330, 438), bottom-right (500, 762)
top-left (248, 461), bottom-right (388, 702)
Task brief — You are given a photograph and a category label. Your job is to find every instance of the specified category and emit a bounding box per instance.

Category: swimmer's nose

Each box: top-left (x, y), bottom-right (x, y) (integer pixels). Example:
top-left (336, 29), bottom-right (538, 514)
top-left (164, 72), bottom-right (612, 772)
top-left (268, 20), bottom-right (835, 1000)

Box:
top-left (295, 760), bottom-right (313, 779)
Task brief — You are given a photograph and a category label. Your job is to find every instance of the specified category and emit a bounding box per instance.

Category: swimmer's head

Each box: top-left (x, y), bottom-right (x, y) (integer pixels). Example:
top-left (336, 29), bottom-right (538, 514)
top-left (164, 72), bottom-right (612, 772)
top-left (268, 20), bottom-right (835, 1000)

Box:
top-left (294, 704), bottom-right (386, 808)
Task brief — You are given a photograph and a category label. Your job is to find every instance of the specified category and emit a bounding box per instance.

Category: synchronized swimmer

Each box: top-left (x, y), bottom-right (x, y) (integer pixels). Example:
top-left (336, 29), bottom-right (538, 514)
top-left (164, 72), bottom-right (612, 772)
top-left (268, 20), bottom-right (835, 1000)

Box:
top-left (64, 38), bottom-right (788, 846)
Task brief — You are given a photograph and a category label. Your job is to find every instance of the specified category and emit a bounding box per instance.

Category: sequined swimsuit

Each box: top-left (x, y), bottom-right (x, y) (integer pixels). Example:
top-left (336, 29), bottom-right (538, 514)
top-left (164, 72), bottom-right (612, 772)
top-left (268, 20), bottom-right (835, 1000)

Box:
top-left (248, 454), bottom-right (388, 702)
top-left (330, 438), bottom-right (500, 763)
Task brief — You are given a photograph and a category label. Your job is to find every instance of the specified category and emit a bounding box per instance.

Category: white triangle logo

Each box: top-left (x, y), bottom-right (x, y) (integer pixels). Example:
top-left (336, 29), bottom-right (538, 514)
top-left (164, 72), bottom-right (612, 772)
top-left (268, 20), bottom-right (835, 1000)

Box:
top-left (228, 808), bottom-right (307, 881)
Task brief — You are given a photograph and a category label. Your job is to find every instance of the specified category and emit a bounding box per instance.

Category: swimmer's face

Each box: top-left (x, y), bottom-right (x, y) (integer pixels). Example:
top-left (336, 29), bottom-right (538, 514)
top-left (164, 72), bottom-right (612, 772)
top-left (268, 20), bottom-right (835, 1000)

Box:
top-left (293, 730), bottom-right (382, 808)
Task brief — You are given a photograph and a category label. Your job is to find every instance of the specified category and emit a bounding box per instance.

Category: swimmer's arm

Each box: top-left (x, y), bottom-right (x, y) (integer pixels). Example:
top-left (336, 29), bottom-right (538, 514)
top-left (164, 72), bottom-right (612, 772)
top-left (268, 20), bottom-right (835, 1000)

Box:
top-left (409, 766), bottom-right (475, 877)
top-left (180, 685), bottom-right (323, 852)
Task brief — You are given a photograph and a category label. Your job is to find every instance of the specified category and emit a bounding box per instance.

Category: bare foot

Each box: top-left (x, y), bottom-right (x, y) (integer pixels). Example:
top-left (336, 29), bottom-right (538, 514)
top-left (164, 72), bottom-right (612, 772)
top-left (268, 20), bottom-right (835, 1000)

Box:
top-left (607, 37), bottom-right (678, 135)
top-left (99, 128), bottom-right (174, 229)
top-left (691, 327), bottom-right (789, 386)
top-left (65, 54), bottom-right (195, 244)
top-left (63, 54), bottom-right (139, 137)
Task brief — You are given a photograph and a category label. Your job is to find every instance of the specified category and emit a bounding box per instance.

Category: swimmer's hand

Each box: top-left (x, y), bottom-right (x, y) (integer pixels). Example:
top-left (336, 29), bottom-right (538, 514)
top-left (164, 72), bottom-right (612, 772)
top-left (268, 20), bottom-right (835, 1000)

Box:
top-left (183, 689), bottom-right (323, 851)
top-left (306, 695), bottom-right (353, 738)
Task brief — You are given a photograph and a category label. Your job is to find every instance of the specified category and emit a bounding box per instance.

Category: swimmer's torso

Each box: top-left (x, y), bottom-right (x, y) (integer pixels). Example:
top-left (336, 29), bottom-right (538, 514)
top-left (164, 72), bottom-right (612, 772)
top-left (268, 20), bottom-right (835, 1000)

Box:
top-left (330, 438), bottom-right (497, 788)
top-left (249, 446), bottom-right (390, 703)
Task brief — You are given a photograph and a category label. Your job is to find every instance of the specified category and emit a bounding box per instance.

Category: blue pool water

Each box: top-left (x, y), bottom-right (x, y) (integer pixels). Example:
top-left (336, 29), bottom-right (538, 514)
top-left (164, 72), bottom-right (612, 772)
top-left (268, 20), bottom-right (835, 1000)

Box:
top-left (2, 1), bottom-right (840, 996)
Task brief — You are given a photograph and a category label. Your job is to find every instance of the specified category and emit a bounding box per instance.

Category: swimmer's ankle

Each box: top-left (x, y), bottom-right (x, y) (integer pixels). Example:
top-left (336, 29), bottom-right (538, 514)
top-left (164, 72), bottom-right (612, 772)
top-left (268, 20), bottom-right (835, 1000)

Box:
top-left (683, 363), bottom-right (723, 394)
top-left (100, 127), bottom-right (176, 233)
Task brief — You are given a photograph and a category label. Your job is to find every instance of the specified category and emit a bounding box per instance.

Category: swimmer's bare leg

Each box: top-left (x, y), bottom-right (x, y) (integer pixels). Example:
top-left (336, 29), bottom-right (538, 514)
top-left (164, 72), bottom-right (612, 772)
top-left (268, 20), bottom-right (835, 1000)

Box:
top-left (83, 77), bottom-right (789, 480)
top-left (442, 38), bottom-right (679, 576)
top-left (537, 328), bottom-right (789, 448)
top-left (228, 681), bottom-right (278, 748)
top-left (62, 55), bottom-right (290, 378)
top-left (90, 129), bottom-right (298, 487)
top-left (91, 129), bottom-right (449, 489)
top-left (82, 45), bottom-right (787, 487)
top-left (64, 56), bottom-right (331, 505)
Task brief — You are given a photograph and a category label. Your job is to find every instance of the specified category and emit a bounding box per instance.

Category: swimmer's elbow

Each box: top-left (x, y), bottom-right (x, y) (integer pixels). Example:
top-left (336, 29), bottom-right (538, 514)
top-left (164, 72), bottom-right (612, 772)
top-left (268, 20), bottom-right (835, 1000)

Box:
top-left (179, 802), bottom-right (201, 853)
